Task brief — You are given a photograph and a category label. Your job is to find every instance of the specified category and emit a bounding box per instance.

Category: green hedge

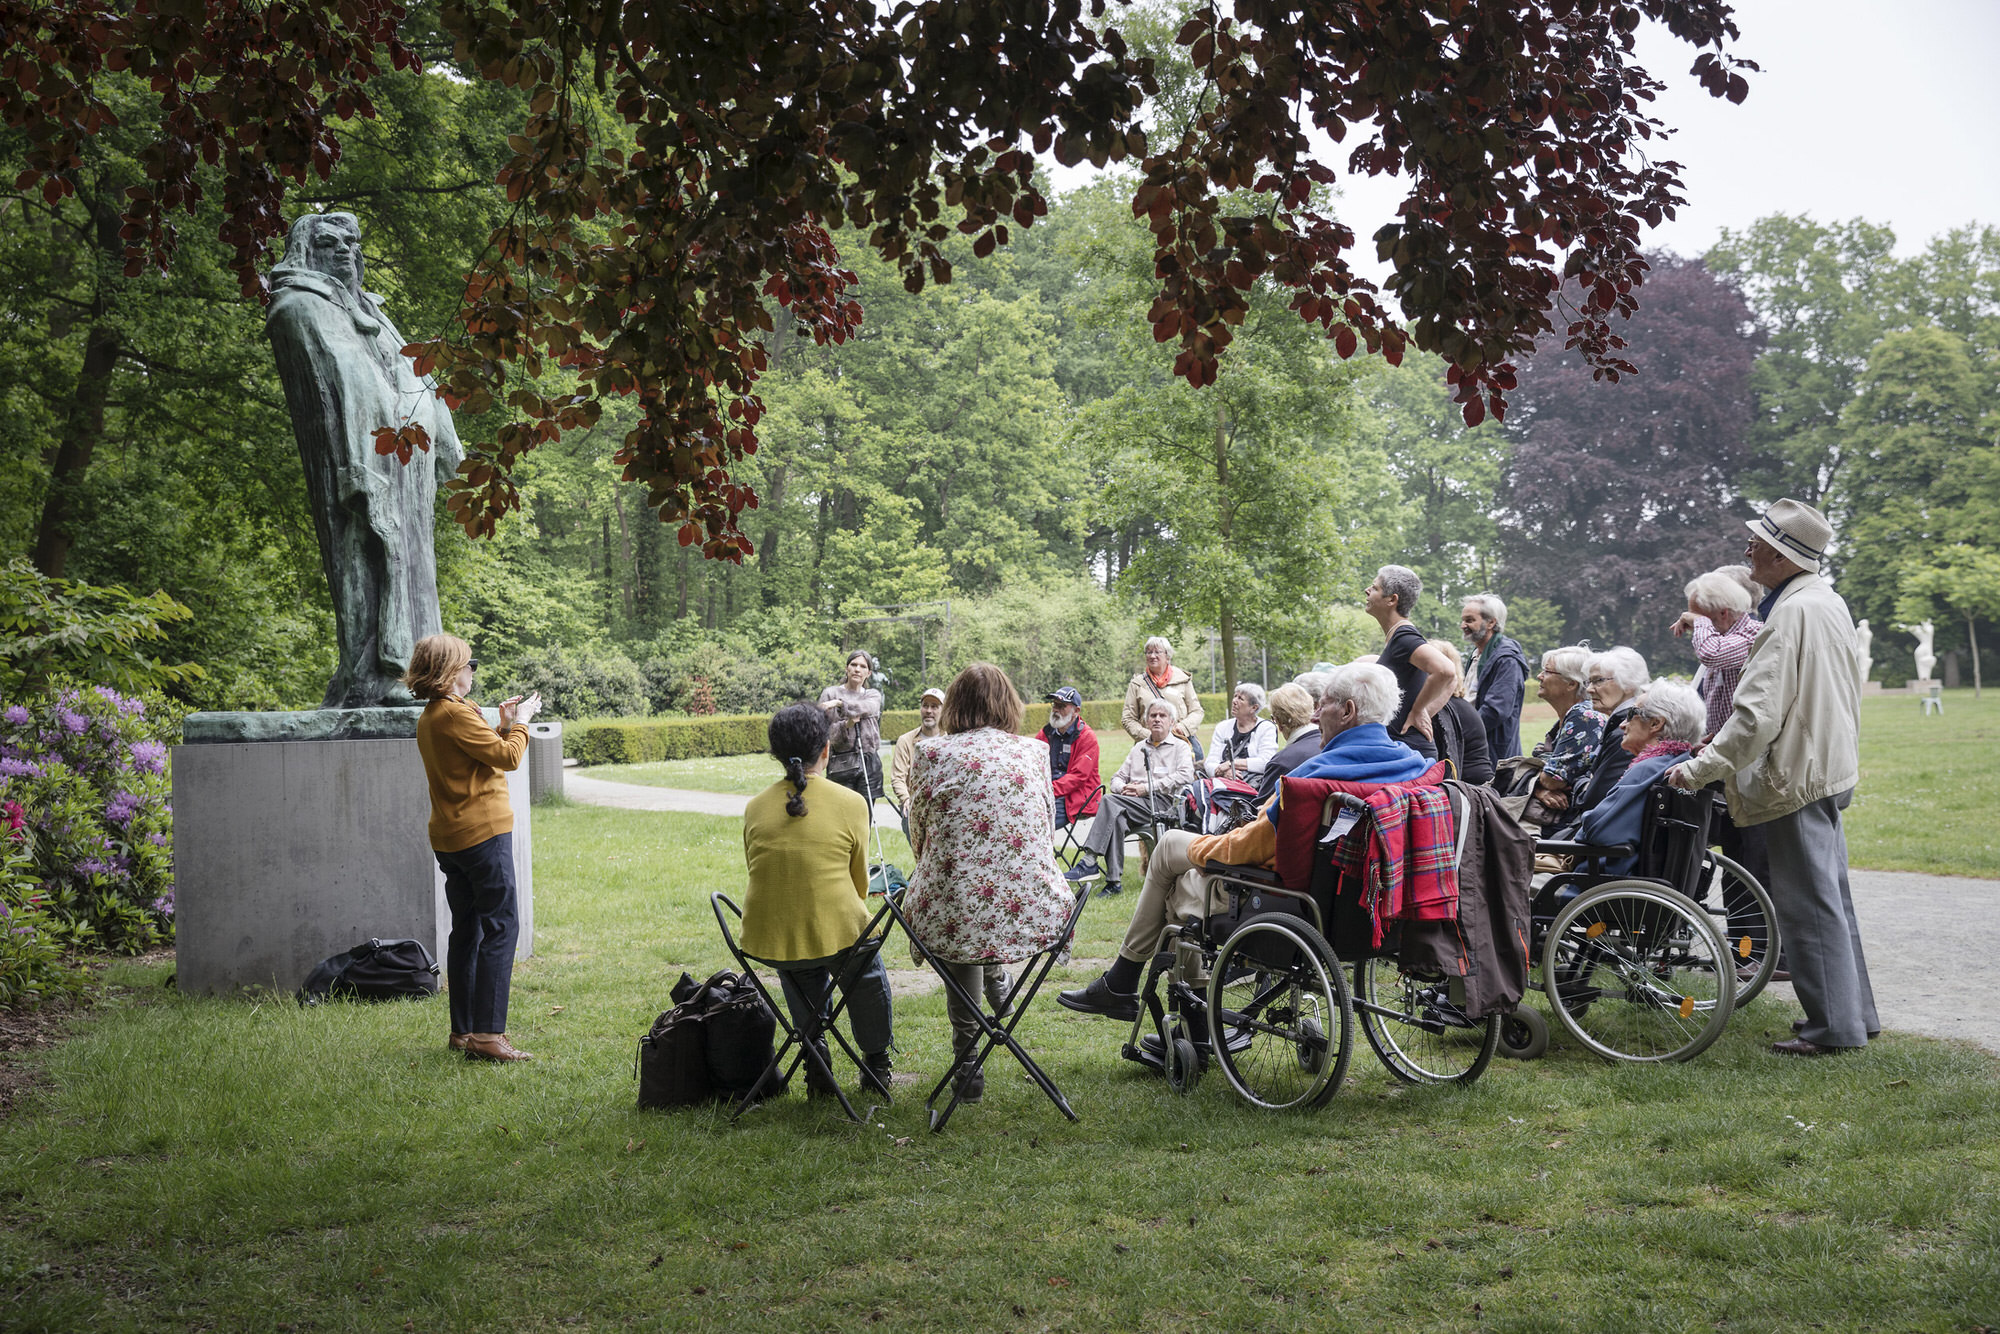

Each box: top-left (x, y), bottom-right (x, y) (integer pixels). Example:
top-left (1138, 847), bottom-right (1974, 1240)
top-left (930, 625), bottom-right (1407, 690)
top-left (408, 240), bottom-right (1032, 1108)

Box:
top-left (565, 691), bottom-right (1235, 765)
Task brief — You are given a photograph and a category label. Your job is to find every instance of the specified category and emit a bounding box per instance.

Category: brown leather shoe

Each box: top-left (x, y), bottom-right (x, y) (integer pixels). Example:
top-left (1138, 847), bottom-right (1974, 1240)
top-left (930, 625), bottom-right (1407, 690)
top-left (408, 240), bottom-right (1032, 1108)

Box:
top-left (1771, 1036), bottom-right (1841, 1057)
top-left (464, 1032), bottom-right (533, 1062)
top-left (449, 1033), bottom-right (473, 1052)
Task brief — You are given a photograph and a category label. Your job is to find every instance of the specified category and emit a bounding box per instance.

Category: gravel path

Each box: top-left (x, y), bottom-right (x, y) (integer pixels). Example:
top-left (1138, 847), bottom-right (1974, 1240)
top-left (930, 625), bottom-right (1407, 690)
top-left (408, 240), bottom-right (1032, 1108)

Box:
top-left (563, 774), bottom-right (2000, 1053)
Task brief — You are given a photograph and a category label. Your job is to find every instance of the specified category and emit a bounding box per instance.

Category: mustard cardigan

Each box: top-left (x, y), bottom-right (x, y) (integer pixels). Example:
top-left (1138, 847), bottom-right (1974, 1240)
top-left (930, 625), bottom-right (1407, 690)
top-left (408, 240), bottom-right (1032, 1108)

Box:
top-left (416, 696), bottom-right (528, 852)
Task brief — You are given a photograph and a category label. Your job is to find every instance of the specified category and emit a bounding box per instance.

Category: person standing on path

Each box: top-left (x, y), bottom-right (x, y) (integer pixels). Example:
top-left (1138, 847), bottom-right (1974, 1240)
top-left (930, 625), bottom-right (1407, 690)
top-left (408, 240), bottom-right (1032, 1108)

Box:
top-left (889, 686), bottom-right (946, 835)
top-left (407, 634), bottom-right (540, 1063)
top-left (1460, 593), bottom-right (1527, 762)
top-left (1669, 499), bottom-right (1878, 1057)
top-left (819, 650), bottom-right (885, 807)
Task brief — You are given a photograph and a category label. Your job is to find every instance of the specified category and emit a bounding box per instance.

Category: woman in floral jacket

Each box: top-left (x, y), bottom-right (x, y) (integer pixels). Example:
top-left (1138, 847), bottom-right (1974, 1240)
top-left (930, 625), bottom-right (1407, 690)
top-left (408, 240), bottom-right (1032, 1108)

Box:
top-left (904, 663), bottom-right (1075, 1101)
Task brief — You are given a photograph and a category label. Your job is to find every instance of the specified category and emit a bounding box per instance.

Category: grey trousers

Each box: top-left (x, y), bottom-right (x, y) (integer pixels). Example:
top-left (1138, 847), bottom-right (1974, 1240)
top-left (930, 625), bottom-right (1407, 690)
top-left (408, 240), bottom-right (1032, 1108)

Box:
top-left (1762, 790), bottom-right (1879, 1047)
top-left (1080, 792), bottom-right (1166, 885)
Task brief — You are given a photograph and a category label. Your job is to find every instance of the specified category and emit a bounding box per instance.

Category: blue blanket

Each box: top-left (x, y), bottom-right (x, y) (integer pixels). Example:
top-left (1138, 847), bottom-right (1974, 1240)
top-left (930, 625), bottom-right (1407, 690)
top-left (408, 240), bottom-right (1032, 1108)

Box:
top-left (1268, 724), bottom-right (1431, 824)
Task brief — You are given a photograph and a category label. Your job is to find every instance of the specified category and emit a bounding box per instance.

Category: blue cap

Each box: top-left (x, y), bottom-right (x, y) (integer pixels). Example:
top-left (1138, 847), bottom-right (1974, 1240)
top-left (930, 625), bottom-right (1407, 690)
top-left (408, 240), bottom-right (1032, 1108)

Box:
top-left (1043, 686), bottom-right (1083, 706)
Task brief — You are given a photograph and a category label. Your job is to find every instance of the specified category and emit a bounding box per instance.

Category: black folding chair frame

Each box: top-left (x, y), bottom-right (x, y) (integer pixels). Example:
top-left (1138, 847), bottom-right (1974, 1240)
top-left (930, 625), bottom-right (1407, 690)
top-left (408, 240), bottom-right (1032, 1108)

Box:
top-left (711, 891), bottom-right (894, 1125)
top-left (885, 888), bottom-right (1089, 1133)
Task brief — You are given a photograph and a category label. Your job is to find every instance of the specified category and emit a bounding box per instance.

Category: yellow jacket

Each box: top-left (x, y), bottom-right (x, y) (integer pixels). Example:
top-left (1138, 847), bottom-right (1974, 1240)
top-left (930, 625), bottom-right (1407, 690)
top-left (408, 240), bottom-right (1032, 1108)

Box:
top-left (415, 696), bottom-right (528, 852)
top-left (740, 776), bottom-right (871, 961)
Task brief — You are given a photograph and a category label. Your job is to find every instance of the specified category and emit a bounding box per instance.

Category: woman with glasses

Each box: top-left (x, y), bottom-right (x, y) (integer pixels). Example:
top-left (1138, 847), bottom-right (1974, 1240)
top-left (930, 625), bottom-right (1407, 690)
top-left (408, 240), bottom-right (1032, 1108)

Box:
top-left (1572, 683), bottom-right (1707, 872)
top-left (406, 635), bottom-right (540, 1062)
top-left (1567, 646), bottom-right (1651, 818)
top-left (1528, 645), bottom-right (1607, 818)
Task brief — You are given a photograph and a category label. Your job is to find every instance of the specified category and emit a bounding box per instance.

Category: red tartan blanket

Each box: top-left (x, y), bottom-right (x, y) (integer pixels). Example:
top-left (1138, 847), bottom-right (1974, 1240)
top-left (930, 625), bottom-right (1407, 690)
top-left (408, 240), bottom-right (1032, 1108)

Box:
top-left (1276, 764), bottom-right (1456, 947)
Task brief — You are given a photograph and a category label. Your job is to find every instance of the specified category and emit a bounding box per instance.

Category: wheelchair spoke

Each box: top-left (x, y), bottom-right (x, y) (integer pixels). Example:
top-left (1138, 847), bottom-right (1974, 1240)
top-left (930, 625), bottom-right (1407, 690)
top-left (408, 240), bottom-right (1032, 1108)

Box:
top-left (1354, 957), bottom-right (1499, 1086)
top-left (1542, 881), bottom-right (1735, 1063)
top-left (1207, 917), bottom-right (1353, 1111)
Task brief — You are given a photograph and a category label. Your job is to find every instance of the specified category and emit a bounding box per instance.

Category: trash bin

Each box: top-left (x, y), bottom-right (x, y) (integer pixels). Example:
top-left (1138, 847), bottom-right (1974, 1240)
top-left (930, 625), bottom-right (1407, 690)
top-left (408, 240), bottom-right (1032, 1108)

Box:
top-left (528, 721), bottom-right (564, 803)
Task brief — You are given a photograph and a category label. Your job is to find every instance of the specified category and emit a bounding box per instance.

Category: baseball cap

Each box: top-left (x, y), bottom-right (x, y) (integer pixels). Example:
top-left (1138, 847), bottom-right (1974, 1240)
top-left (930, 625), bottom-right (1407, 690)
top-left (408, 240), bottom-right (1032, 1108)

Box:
top-left (919, 686), bottom-right (946, 704)
top-left (1042, 686), bottom-right (1083, 706)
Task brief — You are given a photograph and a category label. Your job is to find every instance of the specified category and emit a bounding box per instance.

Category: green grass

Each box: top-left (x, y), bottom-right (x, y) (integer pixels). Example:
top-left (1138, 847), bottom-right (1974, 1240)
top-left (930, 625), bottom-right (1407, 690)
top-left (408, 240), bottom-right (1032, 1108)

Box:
top-left (5, 804), bottom-right (1999, 1332)
top-left (1844, 688), bottom-right (2000, 878)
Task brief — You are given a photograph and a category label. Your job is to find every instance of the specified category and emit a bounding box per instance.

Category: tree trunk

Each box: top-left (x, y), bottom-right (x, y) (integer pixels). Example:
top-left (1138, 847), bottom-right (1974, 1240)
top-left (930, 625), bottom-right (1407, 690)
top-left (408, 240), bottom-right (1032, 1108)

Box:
top-left (33, 322), bottom-right (121, 577)
top-left (1969, 610), bottom-right (1983, 699)
top-left (677, 545), bottom-right (689, 619)
top-left (758, 465), bottom-right (787, 566)
top-left (1214, 402), bottom-right (1236, 692)
top-left (610, 486), bottom-right (635, 622)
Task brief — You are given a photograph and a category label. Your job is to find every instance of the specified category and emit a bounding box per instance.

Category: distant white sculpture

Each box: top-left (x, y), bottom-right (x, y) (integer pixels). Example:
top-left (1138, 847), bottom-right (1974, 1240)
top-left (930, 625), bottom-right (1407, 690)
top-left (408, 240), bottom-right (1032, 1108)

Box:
top-left (1899, 619), bottom-right (1936, 681)
top-left (1855, 619), bottom-right (1872, 683)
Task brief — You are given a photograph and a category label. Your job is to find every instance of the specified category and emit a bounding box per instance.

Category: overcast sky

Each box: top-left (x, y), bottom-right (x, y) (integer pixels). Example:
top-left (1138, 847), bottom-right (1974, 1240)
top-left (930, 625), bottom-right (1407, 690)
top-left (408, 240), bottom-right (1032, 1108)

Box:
top-left (1051, 0), bottom-right (2000, 293)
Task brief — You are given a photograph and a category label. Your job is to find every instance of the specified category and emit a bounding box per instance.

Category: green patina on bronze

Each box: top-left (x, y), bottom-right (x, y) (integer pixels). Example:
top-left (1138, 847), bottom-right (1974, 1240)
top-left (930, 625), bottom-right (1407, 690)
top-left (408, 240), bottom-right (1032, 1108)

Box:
top-left (266, 212), bottom-right (463, 710)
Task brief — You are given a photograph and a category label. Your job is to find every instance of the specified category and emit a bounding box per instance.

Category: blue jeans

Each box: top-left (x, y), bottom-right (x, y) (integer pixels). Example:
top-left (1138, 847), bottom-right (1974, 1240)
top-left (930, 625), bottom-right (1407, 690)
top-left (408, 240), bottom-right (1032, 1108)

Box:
top-left (433, 832), bottom-right (519, 1035)
top-left (775, 951), bottom-right (894, 1057)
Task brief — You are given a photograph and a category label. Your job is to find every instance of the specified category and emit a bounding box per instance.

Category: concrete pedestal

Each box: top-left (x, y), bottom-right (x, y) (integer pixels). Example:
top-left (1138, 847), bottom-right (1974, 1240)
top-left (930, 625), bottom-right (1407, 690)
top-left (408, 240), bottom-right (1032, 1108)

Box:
top-left (173, 734), bottom-right (532, 995)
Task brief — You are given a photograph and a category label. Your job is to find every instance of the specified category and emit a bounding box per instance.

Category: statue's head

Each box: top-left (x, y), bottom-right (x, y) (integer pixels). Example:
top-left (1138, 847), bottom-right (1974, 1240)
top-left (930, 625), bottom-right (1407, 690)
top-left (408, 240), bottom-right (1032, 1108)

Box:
top-left (276, 212), bottom-right (366, 298)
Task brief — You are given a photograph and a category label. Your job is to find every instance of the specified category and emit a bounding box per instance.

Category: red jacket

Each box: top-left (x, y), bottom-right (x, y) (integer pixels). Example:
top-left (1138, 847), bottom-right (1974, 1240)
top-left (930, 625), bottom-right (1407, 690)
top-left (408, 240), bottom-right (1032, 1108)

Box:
top-left (1036, 721), bottom-right (1103, 823)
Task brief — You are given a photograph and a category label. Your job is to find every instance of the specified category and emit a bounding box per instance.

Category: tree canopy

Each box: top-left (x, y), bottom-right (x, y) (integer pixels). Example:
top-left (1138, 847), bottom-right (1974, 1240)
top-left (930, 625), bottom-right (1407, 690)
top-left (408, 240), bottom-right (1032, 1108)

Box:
top-left (6, 0), bottom-right (1754, 556)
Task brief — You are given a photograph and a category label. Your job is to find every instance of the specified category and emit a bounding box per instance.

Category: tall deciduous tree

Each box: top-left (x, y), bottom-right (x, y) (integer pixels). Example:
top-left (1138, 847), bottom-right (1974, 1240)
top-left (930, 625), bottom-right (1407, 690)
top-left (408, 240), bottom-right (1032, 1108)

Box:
top-left (1496, 254), bottom-right (1760, 664)
top-left (6, 0), bottom-right (1755, 556)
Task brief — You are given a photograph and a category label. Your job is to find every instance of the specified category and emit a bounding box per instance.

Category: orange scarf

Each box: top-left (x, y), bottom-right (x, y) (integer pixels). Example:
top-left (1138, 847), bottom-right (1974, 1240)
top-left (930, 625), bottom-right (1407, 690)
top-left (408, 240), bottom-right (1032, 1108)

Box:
top-left (1148, 667), bottom-right (1172, 690)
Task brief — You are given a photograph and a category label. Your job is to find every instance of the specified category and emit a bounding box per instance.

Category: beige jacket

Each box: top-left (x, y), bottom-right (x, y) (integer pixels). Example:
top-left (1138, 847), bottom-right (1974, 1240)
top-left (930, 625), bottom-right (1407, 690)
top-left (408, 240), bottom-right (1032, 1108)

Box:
top-left (1678, 572), bottom-right (1862, 826)
top-left (1122, 668), bottom-right (1204, 743)
top-left (889, 725), bottom-right (937, 807)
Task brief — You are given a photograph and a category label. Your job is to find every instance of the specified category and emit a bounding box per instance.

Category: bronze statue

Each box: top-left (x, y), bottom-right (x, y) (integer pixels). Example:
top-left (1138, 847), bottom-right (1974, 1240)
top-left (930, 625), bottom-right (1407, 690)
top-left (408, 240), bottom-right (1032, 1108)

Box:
top-left (266, 212), bottom-right (463, 708)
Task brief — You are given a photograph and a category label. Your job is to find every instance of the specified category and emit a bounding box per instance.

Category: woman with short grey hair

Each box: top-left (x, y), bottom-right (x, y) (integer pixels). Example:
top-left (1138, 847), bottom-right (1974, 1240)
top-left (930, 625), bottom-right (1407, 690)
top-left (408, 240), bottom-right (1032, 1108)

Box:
top-left (1573, 682), bottom-right (1707, 874)
top-left (1528, 646), bottom-right (1607, 818)
top-left (1364, 565), bottom-right (1453, 759)
top-left (1122, 635), bottom-right (1205, 751)
top-left (1208, 682), bottom-right (1278, 782)
top-left (1566, 646), bottom-right (1650, 816)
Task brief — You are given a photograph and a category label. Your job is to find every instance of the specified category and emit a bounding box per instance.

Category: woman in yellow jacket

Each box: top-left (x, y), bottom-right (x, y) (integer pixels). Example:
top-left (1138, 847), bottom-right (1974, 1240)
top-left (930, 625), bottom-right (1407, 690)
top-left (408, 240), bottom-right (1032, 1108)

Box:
top-left (741, 701), bottom-right (896, 1097)
top-left (407, 635), bottom-right (541, 1062)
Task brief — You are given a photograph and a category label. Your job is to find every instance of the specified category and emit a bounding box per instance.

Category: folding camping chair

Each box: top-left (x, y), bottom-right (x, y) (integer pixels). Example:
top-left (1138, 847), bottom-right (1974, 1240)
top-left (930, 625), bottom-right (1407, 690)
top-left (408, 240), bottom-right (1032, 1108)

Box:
top-left (885, 888), bottom-right (1090, 1133)
top-left (1053, 783), bottom-right (1107, 885)
top-left (711, 892), bottom-right (896, 1124)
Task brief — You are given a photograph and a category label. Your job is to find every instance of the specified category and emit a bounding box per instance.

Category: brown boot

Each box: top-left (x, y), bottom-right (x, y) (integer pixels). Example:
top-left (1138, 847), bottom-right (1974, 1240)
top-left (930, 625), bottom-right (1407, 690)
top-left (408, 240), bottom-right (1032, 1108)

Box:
top-left (464, 1032), bottom-right (533, 1062)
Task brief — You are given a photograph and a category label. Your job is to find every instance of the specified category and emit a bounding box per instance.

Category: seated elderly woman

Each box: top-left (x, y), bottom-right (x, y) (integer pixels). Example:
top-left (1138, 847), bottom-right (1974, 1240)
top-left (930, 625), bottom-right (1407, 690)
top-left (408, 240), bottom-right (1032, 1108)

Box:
top-left (1207, 681), bottom-right (1279, 782)
top-left (1426, 640), bottom-right (1494, 786)
top-left (903, 663), bottom-right (1076, 1103)
top-left (1527, 645), bottom-right (1607, 816)
top-left (1058, 663), bottom-right (1430, 1021)
top-left (1569, 682), bottom-right (1706, 874)
top-left (1563, 646), bottom-right (1650, 819)
top-left (740, 701), bottom-right (896, 1098)
top-left (1254, 682), bottom-right (1320, 800)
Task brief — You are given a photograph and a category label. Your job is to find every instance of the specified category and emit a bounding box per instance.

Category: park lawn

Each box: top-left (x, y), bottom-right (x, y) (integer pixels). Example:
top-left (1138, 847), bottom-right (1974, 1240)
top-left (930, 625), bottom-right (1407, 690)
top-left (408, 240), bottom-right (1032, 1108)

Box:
top-left (4, 804), bottom-right (1998, 1333)
top-left (1844, 689), bottom-right (2000, 879)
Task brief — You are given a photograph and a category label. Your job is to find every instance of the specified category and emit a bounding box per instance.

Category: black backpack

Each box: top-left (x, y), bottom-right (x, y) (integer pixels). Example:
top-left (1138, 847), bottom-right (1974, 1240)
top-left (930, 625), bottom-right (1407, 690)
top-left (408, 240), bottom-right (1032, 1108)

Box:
top-left (297, 938), bottom-right (441, 1006)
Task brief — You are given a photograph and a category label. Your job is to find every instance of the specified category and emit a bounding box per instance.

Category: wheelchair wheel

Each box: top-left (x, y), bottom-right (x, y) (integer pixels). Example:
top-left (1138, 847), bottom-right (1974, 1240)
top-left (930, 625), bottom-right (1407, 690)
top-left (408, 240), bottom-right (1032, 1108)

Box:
top-left (1697, 851), bottom-right (1782, 1006)
top-left (1205, 915), bottom-right (1352, 1110)
top-left (1497, 1005), bottom-right (1549, 1061)
top-left (1354, 957), bottom-right (1500, 1085)
top-left (1162, 1013), bottom-right (1202, 1095)
top-left (1542, 880), bottom-right (1736, 1063)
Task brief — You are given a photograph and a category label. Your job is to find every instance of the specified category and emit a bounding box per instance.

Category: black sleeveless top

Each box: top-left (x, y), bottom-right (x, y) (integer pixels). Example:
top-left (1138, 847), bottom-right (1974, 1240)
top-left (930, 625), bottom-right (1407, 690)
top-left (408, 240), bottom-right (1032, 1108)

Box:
top-left (1380, 621), bottom-right (1438, 758)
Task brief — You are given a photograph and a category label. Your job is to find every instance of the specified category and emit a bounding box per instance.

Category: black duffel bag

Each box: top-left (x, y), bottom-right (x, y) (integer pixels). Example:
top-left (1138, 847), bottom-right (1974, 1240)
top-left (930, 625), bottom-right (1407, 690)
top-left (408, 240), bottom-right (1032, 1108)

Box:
top-left (297, 938), bottom-right (440, 1006)
top-left (637, 970), bottom-right (783, 1109)
top-left (637, 989), bottom-right (713, 1110)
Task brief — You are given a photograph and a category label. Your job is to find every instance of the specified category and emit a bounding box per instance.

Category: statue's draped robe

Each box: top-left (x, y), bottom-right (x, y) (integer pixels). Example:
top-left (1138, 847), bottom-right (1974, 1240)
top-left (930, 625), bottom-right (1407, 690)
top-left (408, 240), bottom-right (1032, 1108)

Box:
top-left (266, 271), bottom-right (463, 708)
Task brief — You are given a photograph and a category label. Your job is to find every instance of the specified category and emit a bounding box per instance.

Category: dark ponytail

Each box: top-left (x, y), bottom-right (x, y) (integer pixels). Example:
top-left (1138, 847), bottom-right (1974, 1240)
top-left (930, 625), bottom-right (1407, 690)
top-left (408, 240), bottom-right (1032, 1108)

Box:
top-left (769, 701), bottom-right (831, 818)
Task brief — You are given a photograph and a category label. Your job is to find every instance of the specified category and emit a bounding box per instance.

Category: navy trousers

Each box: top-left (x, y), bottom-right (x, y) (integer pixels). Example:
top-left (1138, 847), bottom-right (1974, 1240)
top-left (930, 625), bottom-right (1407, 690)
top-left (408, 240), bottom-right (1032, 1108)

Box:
top-left (434, 832), bottom-right (519, 1036)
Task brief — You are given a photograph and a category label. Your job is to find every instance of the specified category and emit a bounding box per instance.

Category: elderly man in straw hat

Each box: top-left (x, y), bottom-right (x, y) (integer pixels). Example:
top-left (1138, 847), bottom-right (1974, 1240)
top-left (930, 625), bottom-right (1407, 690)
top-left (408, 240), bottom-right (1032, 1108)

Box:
top-left (1668, 499), bottom-right (1878, 1056)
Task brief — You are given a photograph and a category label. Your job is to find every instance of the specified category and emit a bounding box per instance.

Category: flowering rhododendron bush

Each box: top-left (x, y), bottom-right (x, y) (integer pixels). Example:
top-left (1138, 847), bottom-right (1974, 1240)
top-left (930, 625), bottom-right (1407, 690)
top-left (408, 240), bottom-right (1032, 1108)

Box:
top-left (0, 684), bottom-right (182, 962)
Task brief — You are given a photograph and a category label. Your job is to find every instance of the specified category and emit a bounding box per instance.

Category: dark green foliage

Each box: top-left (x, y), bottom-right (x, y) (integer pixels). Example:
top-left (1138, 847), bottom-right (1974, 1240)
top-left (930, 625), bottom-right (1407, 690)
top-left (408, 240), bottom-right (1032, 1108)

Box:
top-left (0, 560), bottom-right (202, 698)
top-left (566, 715), bottom-right (774, 766)
top-left (492, 644), bottom-right (648, 721)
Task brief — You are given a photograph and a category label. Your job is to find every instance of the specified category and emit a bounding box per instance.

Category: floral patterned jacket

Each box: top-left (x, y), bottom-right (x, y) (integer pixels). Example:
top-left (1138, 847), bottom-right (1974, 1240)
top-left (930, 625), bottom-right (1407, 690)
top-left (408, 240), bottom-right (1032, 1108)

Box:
top-left (1535, 701), bottom-right (1607, 788)
top-left (903, 728), bottom-right (1075, 964)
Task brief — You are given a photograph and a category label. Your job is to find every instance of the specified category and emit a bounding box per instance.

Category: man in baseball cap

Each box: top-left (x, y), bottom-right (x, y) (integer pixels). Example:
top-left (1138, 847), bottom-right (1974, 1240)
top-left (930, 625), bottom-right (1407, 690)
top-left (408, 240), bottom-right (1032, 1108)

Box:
top-left (1034, 686), bottom-right (1102, 840)
top-left (889, 687), bottom-right (947, 829)
top-left (1670, 498), bottom-right (1877, 1056)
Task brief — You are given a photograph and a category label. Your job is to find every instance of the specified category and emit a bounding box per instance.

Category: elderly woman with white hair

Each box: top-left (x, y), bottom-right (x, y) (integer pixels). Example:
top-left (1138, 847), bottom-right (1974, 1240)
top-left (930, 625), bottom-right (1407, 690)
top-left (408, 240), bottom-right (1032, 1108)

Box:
top-left (1121, 636), bottom-right (1204, 753)
top-left (1255, 682), bottom-right (1322, 800)
top-left (1571, 682), bottom-right (1707, 875)
top-left (1672, 569), bottom-right (1765, 744)
top-left (1528, 646), bottom-right (1607, 816)
top-left (1207, 681), bottom-right (1278, 781)
top-left (1569, 646), bottom-right (1651, 817)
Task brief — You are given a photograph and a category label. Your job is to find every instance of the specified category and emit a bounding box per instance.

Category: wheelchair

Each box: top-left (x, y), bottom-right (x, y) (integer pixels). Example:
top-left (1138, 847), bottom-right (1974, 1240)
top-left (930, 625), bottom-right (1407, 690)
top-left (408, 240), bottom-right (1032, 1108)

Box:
top-left (1121, 776), bottom-right (1504, 1110)
top-left (1508, 783), bottom-right (1740, 1063)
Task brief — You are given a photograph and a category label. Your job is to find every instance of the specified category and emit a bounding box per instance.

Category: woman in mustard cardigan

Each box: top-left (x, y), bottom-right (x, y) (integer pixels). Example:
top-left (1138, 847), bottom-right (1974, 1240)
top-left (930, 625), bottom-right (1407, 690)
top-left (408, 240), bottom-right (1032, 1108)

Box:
top-left (408, 634), bottom-right (541, 1062)
top-left (742, 701), bottom-right (896, 1097)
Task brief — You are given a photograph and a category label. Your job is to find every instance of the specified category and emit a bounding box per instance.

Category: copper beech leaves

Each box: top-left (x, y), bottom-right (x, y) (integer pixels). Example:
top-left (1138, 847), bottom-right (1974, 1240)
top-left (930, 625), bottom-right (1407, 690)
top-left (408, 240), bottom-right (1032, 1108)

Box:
top-left (7, 0), bottom-right (1753, 556)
